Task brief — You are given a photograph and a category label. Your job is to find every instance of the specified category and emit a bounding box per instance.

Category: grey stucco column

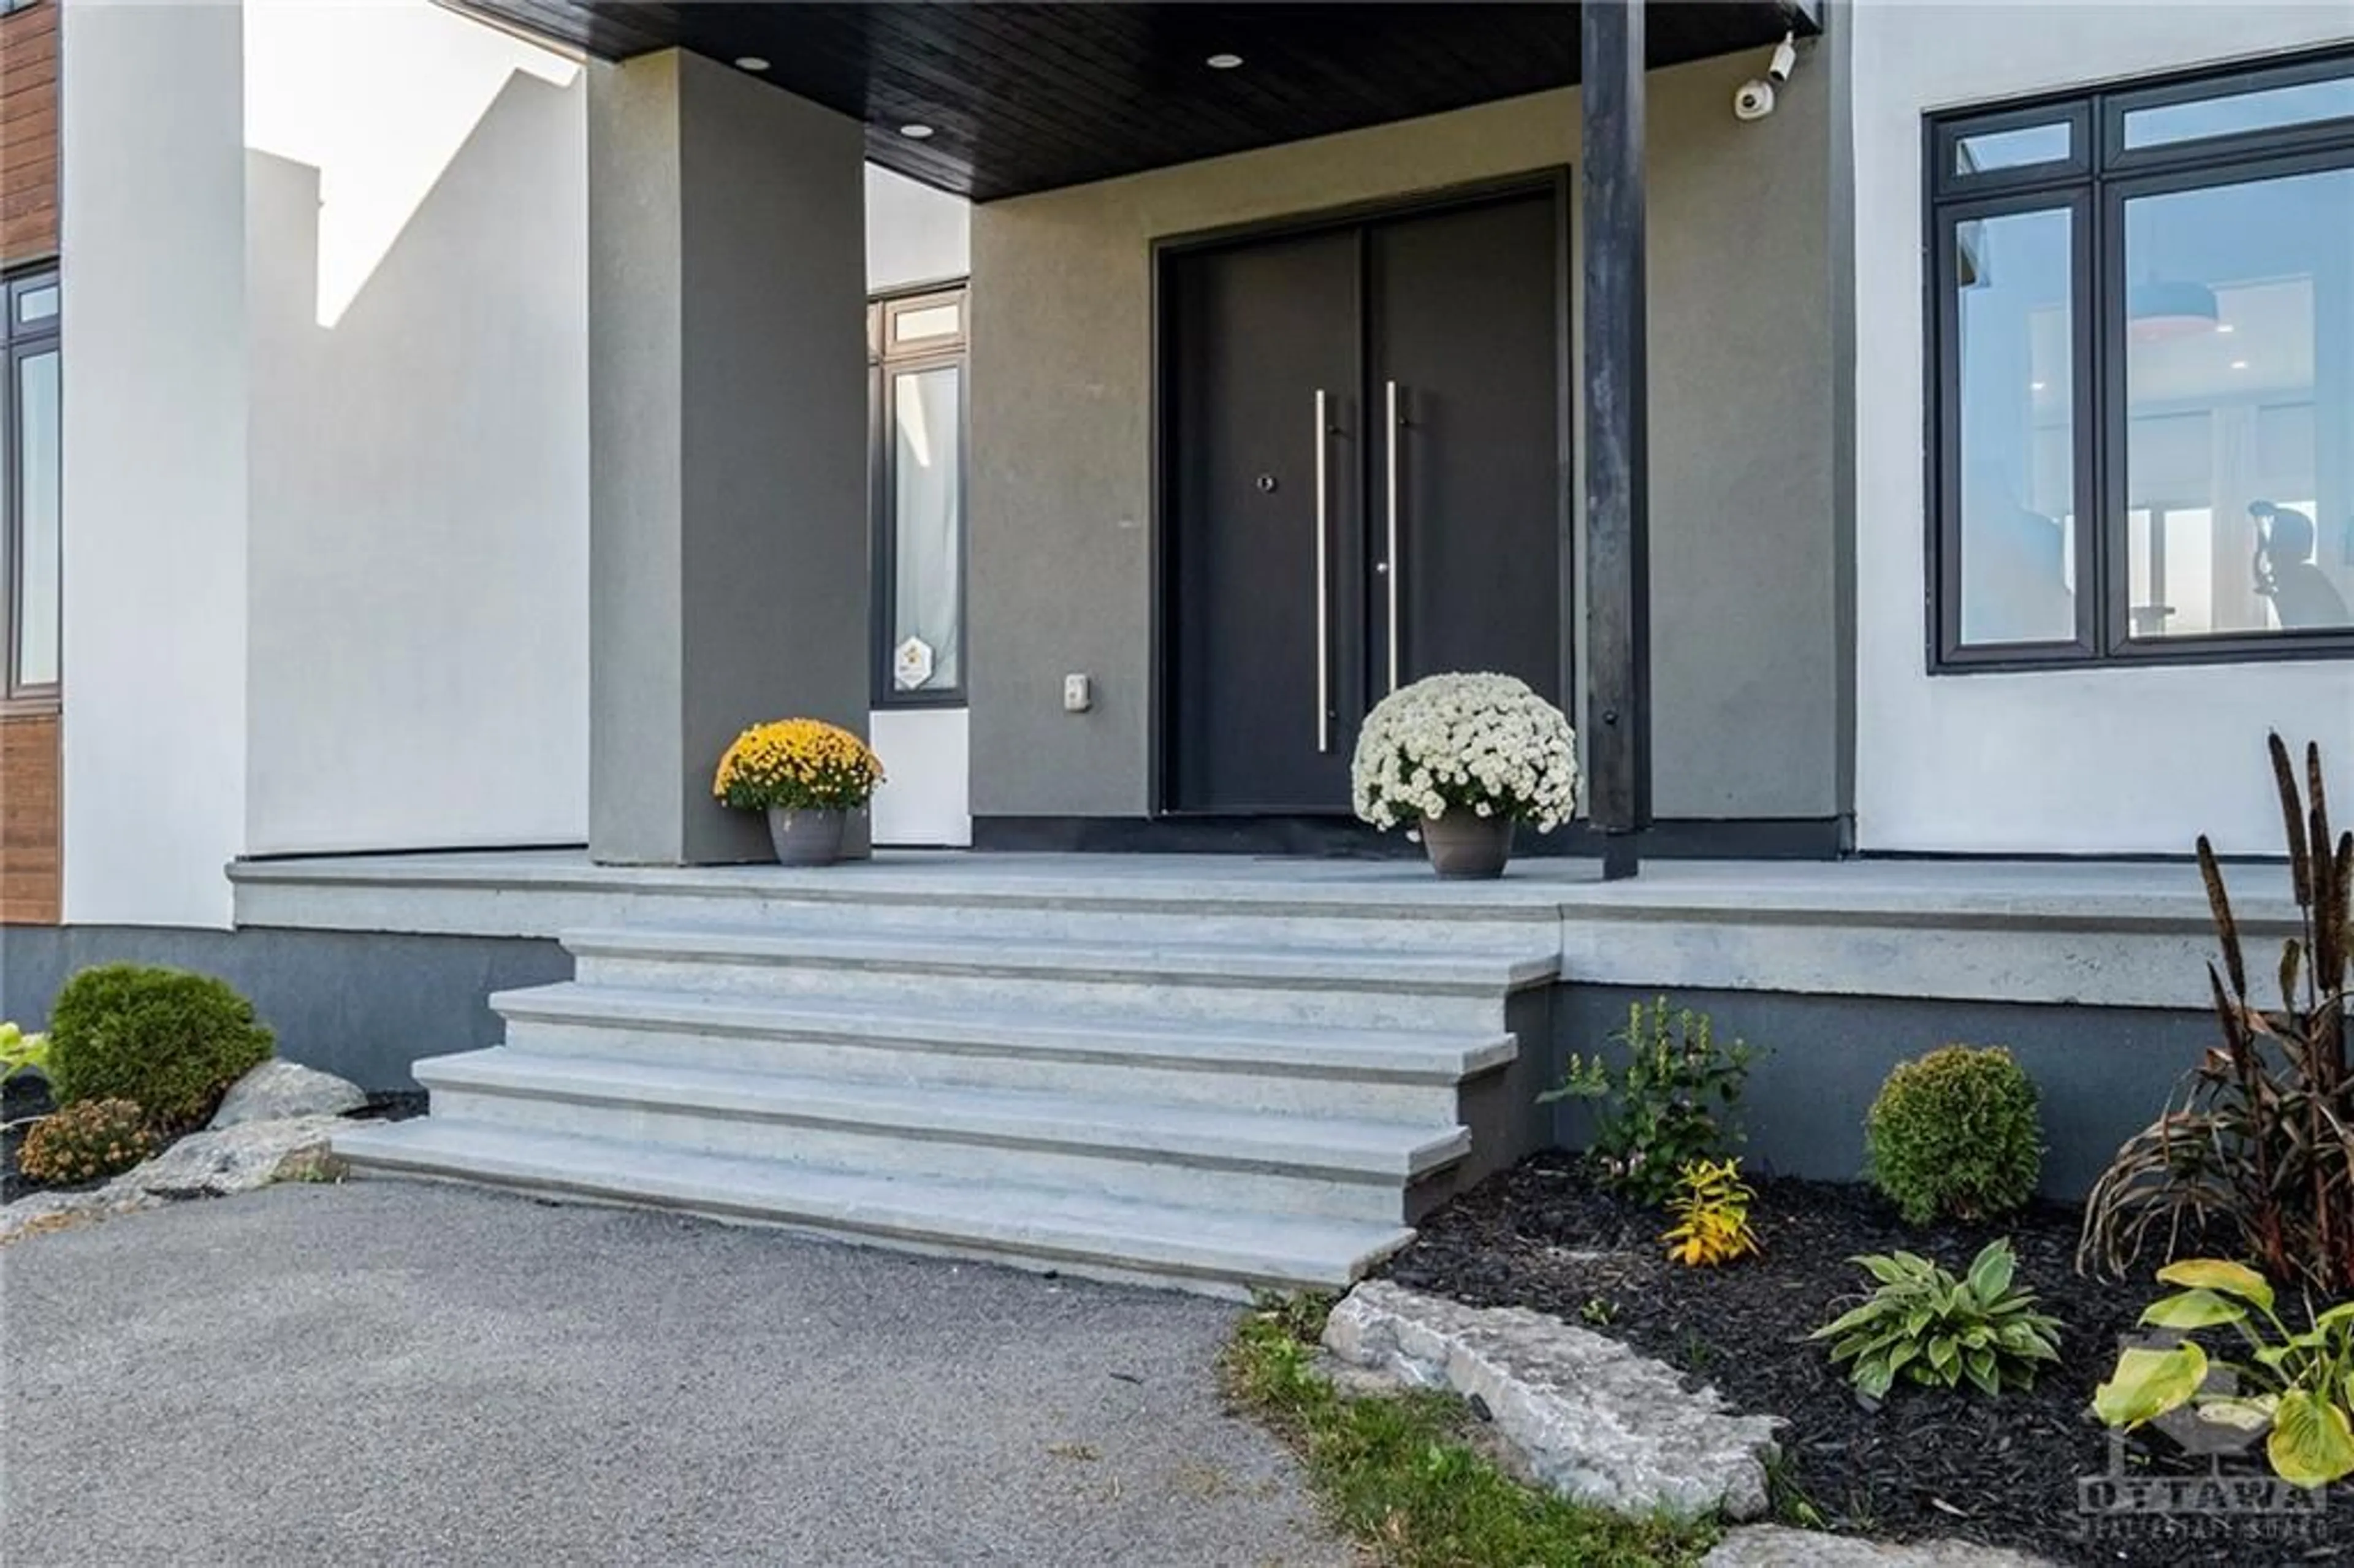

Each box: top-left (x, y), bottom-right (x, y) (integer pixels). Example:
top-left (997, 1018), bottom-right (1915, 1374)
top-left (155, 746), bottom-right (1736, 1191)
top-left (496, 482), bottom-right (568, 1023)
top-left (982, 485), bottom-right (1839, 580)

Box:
top-left (587, 50), bottom-right (867, 864)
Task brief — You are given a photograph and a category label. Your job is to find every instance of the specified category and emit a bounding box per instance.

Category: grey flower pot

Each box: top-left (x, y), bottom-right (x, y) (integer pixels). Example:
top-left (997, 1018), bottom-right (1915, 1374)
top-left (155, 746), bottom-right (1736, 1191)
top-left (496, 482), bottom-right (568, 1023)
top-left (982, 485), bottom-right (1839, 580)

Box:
top-left (766, 807), bottom-right (849, 867)
top-left (1420, 812), bottom-right (1515, 879)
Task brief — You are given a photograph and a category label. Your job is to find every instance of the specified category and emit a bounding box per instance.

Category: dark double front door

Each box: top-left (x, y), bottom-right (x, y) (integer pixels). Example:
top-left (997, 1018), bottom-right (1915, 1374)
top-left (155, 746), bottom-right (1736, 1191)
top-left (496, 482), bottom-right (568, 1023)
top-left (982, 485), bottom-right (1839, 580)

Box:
top-left (1164, 186), bottom-right (1567, 815)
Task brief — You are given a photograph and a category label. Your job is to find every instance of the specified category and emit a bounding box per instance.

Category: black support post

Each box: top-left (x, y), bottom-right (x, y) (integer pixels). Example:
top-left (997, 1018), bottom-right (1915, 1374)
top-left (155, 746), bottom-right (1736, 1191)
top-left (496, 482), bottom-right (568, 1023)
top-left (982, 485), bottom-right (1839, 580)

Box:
top-left (1580, 0), bottom-right (1653, 881)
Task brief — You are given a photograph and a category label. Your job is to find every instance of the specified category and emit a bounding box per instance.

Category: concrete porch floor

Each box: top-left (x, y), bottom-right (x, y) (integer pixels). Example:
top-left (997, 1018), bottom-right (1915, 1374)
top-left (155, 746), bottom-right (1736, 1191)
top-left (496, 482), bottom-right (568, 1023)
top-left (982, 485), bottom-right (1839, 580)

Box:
top-left (230, 847), bottom-right (2285, 1011)
top-left (231, 842), bottom-right (2268, 911)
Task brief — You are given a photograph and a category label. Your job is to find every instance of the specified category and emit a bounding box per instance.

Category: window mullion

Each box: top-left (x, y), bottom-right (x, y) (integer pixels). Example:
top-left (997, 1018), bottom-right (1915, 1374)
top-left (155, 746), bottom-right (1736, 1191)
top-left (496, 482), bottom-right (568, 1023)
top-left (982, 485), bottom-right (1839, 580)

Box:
top-left (2090, 180), bottom-right (2128, 654)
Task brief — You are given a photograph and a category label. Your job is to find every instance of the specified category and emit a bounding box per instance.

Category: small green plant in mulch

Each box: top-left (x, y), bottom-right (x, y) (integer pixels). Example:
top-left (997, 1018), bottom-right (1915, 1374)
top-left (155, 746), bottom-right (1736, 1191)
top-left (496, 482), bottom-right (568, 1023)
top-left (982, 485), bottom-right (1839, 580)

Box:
top-left (1542, 997), bottom-right (1756, 1207)
top-left (1220, 1293), bottom-right (1716, 1568)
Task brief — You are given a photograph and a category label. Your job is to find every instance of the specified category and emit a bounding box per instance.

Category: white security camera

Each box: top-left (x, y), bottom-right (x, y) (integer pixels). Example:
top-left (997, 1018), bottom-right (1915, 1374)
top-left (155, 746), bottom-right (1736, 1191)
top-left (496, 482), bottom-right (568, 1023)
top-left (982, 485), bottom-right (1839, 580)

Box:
top-left (1735, 31), bottom-right (1797, 120)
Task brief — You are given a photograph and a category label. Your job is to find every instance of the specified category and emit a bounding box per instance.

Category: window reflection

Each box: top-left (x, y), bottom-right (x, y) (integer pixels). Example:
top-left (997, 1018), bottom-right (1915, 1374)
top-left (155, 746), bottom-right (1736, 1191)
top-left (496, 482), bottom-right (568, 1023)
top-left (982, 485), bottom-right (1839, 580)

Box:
top-left (891, 365), bottom-right (962, 690)
top-left (2125, 75), bottom-right (2354, 150)
top-left (1955, 207), bottom-right (2078, 644)
top-left (1955, 123), bottom-right (2072, 177)
top-left (2123, 167), bottom-right (2354, 637)
top-left (13, 348), bottom-right (59, 687)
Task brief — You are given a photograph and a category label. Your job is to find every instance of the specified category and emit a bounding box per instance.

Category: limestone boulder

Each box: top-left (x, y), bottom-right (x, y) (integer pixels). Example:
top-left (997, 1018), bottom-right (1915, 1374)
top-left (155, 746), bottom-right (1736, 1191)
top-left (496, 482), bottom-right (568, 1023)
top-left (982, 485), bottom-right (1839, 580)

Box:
top-left (209, 1060), bottom-right (367, 1127)
top-left (1322, 1279), bottom-right (1786, 1521)
top-left (1705, 1524), bottom-right (2057, 1566)
top-left (112, 1116), bottom-right (348, 1199)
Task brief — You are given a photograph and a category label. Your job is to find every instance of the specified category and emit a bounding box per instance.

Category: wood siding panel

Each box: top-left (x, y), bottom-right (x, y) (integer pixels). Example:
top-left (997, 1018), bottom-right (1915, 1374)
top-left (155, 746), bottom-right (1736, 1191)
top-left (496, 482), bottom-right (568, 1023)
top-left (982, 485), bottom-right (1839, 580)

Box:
top-left (1, 710), bottom-right (60, 924)
top-left (0, 0), bottom-right (58, 262)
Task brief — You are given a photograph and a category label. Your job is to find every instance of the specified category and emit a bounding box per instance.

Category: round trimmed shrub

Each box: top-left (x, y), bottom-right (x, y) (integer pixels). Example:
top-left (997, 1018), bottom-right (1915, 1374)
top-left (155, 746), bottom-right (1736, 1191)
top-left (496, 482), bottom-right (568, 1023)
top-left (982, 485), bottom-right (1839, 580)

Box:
top-left (18, 1097), bottom-right (155, 1185)
top-left (45, 964), bottom-right (275, 1130)
top-left (1866, 1044), bottom-right (2043, 1225)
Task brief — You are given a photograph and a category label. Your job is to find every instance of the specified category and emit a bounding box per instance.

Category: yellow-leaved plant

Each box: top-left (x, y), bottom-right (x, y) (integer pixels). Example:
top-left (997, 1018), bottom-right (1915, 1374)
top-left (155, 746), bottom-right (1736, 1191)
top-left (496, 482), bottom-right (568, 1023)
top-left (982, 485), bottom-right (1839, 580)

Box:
top-left (713, 720), bottom-right (884, 814)
top-left (0, 1021), bottom-right (48, 1083)
top-left (2094, 1258), bottom-right (2354, 1490)
top-left (1662, 1157), bottom-right (1761, 1267)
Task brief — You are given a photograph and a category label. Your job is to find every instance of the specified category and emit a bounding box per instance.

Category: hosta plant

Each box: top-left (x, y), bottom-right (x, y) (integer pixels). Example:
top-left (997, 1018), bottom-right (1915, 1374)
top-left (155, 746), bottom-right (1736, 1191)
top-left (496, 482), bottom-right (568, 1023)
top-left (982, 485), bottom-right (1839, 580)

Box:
top-left (1350, 672), bottom-right (1579, 833)
top-left (2093, 1258), bottom-right (2354, 1489)
top-left (2079, 736), bottom-right (2353, 1295)
top-left (0, 1021), bottom-right (49, 1083)
top-left (1542, 997), bottom-right (1754, 1207)
top-left (1662, 1157), bottom-right (1760, 1267)
top-left (17, 1097), bottom-right (154, 1185)
top-left (1810, 1239), bottom-right (2062, 1399)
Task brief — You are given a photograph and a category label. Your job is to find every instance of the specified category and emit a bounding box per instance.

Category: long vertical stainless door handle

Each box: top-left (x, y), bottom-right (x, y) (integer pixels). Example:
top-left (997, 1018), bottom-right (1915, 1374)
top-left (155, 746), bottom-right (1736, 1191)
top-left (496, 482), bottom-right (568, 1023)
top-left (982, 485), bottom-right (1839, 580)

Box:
top-left (1313, 389), bottom-right (1331, 753)
top-left (1385, 379), bottom-right (1403, 693)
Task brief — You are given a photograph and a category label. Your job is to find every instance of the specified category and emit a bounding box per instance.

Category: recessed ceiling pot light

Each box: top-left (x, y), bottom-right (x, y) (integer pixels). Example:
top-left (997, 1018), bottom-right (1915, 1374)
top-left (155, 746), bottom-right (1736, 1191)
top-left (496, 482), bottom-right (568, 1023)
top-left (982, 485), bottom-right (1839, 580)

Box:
top-left (1206, 53), bottom-right (1244, 69)
top-left (899, 123), bottom-right (935, 140)
top-left (734, 56), bottom-right (769, 71)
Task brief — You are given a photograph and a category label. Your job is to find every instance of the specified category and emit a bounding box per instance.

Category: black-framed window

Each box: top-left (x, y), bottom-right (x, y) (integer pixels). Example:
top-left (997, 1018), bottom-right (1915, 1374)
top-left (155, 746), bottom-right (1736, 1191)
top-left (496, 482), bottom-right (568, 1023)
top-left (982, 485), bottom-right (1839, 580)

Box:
top-left (869, 283), bottom-right (967, 707)
top-left (3, 265), bottom-right (61, 702)
top-left (1927, 48), bottom-right (2354, 671)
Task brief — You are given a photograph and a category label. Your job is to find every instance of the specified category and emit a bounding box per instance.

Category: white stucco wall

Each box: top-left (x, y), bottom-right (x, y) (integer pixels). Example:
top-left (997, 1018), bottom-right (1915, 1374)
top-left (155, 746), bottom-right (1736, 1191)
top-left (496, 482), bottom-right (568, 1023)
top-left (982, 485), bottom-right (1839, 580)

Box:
top-left (59, 0), bottom-right (251, 928)
top-left (242, 0), bottom-right (588, 855)
top-left (61, 0), bottom-right (592, 923)
top-left (865, 166), bottom-right (973, 845)
top-left (1850, 1), bottom-right (2354, 855)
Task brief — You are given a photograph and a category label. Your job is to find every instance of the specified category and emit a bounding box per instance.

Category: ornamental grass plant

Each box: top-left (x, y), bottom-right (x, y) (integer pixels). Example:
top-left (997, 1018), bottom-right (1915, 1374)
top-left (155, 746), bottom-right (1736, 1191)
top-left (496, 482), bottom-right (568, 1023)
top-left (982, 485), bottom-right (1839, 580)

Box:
top-left (2079, 735), bottom-right (2353, 1295)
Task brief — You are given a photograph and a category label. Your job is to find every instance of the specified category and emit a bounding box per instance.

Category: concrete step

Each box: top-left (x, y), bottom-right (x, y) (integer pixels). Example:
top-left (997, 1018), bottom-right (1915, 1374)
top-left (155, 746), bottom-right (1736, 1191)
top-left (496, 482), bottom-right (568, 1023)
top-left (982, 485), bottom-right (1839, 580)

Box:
top-left (490, 981), bottom-right (1515, 1121)
top-left (416, 1047), bottom-right (1469, 1225)
top-left (233, 853), bottom-right (1573, 951)
top-left (565, 924), bottom-right (1556, 1032)
top-left (331, 1118), bottom-right (1415, 1296)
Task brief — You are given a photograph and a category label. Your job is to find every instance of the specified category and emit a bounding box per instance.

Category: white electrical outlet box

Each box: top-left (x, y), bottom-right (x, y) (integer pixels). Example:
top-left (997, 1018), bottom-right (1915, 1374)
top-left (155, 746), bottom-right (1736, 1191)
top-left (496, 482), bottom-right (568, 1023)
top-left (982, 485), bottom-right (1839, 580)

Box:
top-left (1062, 674), bottom-right (1092, 713)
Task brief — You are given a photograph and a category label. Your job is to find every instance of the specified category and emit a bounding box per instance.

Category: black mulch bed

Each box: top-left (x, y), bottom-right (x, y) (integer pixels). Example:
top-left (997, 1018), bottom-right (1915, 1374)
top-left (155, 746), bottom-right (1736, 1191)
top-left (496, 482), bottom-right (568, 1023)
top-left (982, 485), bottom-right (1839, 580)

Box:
top-left (1382, 1152), bottom-right (2347, 1567)
top-left (2, 1081), bottom-right (425, 1205)
top-left (354, 1089), bottom-right (429, 1124)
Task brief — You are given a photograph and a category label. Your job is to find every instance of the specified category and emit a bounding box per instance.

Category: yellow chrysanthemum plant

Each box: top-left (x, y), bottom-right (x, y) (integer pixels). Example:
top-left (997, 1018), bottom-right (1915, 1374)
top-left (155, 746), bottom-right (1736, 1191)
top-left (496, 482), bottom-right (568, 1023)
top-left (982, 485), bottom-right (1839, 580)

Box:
top-left (712, 720), bottom-right (885, 815)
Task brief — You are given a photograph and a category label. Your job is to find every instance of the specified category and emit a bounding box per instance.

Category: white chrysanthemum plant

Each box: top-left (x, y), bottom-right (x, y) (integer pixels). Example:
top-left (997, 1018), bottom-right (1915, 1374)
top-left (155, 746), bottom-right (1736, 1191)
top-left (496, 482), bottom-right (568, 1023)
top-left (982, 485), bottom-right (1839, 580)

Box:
top-left (1350, 672), bottom-right (1580, 836)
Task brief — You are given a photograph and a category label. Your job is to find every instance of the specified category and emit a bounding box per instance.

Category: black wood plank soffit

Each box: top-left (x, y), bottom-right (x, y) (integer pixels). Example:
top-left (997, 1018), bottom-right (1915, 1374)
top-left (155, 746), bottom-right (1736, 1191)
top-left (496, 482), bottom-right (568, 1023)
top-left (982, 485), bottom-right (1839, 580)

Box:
top-left (450, 2), bottom-right (1820, 200)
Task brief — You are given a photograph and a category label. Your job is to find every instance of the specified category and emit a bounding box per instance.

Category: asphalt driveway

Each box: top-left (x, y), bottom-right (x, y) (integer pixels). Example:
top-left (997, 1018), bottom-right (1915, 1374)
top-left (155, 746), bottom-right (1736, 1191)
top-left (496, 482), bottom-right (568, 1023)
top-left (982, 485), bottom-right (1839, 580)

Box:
top-left (2, 1181), bottom-right (1349, 1567)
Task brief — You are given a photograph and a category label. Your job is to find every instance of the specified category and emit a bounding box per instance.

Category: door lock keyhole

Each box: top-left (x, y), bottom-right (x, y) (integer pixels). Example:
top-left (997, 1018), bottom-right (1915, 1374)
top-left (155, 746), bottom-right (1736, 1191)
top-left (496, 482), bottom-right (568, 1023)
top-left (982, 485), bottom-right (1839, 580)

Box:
top-left (1255, 474), bottom-right (1279, 493)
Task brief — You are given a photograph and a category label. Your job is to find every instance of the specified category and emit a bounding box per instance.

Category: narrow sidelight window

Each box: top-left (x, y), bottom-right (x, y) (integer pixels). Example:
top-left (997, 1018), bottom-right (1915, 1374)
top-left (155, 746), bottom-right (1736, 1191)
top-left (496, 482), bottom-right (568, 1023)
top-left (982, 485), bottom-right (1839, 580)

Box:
top-left (3, 265), bottom-right (61, 699)
top-left (869, 284), bottom-right (967, 705)
top-left (1927, 48), bottom-right (2354, 669)
top-left (888, 363), bottom-right (963, 693)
